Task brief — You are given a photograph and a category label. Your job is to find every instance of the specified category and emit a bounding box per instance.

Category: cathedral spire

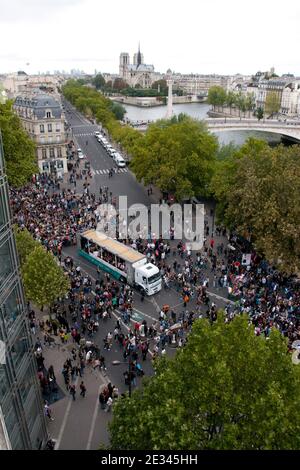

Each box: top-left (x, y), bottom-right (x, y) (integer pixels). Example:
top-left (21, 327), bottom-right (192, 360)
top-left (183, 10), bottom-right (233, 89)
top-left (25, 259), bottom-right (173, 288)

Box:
top-left (137, 41), bottom-right (142, 68)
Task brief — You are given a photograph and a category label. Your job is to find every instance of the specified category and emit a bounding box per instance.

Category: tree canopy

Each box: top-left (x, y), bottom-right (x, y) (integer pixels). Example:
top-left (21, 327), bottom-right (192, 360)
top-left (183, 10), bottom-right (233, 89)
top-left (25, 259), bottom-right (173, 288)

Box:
top-left (207, 86), bottom-right (227, 109)
top-left (14, 226), bottom-right (39, 266)
top-left (93, 73), bottom-right (106, 90)
top-left (0, 100), bottom-right (38, 187)
top-left (21, 244), bottom-right (70, 308)
top-left (211, 139), bottom-right (300, 273)
top-left (130, 115), bottom-right (218, 200)
top-left (265, 91), bottom-right (281, 117)
top-left (109, 314), bottom-right (300, 450)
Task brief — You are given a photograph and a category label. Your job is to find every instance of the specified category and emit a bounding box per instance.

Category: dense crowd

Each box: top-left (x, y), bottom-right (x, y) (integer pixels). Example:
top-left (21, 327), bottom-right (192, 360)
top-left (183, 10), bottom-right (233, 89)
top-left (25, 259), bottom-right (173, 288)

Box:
top-left (11, 172), bottom-right (300, 422)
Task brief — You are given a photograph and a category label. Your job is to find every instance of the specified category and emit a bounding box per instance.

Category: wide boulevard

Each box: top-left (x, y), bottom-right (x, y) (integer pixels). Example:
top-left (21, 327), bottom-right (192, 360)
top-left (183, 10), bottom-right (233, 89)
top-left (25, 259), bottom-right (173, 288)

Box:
top-left (45, 100), bottom-right (231, 450)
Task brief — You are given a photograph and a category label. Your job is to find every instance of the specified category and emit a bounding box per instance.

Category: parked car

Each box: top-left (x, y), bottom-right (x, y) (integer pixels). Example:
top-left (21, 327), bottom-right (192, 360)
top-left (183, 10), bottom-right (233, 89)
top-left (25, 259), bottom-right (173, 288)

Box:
top-left (113, 154), bottom-right (126, 167)
top-left (105, 145), bottom-right (114, 154)
top-left (77, 148), bottom-right (85, 159)
top-left (109, 150), bottom-right (119, 159)
top-left (94, 131), bottom-right (101, 138)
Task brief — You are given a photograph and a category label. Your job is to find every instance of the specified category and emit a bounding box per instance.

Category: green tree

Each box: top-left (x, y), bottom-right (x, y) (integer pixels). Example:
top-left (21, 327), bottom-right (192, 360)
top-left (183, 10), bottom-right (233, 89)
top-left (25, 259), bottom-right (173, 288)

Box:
top-left (130, 116), bottom-right (218, 200)
top-left (93, 73), bottom-right (106, 90)
top-left (235, 92), bottom-right (247, 117)
top-left (14, 226), bottom-right (39, 266)
top-left (211, 139), bottom-right (300, 273)
top-left (0, 100), bottom-right (38, 187)
top-left (109, 102), bottom-right (126, 121)
top-left (265, 91), bottom-right (281, 117)
top-left (207, 86), bottom-right (227, 111)
top-left (225, 91), bottom-right (236, 114)
top-left (109, 314), bottom-right (300, 450)
top-left (22, 245), bottom-right (70, 308)
top-left (255, 106), bottom-right (264, 121)
top-left (151, 79), bottom-right (168, 94)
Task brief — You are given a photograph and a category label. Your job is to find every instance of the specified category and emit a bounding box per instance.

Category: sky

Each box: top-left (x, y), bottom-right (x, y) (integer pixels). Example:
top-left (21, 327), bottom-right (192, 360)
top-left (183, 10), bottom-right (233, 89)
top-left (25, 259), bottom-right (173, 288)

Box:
top-left (1, 0), bottom-right (300, 76)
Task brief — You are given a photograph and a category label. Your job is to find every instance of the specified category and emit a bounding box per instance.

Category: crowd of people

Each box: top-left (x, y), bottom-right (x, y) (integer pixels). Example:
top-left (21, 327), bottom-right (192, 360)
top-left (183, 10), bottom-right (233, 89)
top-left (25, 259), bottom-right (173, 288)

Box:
top-left (10, 168), bottom-right (300, 432)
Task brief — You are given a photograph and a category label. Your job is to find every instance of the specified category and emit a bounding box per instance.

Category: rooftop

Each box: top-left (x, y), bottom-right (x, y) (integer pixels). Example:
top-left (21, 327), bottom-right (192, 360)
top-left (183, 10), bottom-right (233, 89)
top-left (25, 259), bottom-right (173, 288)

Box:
top-left (82, 230), bottom-right (145, 263)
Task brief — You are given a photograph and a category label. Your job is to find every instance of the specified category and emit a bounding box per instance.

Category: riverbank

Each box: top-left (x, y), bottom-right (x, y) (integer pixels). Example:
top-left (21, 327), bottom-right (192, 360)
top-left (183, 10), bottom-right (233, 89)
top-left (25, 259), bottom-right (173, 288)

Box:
top-left (207, 109), bottom-right (254, 119)
top-left (112, 95), bottom-right (207, 107)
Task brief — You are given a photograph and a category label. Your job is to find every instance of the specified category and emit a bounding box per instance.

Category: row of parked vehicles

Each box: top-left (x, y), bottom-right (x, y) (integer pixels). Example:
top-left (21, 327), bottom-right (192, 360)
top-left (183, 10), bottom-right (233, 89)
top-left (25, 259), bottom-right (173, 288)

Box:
top-left (94, 131), bottom-right (126, 168)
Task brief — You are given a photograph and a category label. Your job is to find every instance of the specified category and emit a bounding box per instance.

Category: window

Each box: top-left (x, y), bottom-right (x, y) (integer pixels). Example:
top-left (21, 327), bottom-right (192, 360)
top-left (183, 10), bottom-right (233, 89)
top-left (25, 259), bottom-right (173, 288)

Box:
top-left (46, 111), bottom-right (51, 118)
top-left (42, 148), bottom-right (47, 159)
top-left (57, 147), bottom-right (62, 158)
top-left (0, 237), bottom-right (13, 289)
top-left (48, 123), bottom-right (52, 132)
top-left (40, 124), bottom-right (44, 133)
top-left (57, 160), bottom-right (64, 169)
top-left (0, 184), bottom-right (9, 229)
top-left (56, 125), bottom-right (60, 132)
top-left (10, 324), bottom-right (30, 370)
top-left (0, 366), bottom-right (9, 402)
top-left (49, 147), bottom-right (55, 158)
top-left (2, 284), bottom-right (23, 331)
top-left (42, 162), bottom-right (49, 171)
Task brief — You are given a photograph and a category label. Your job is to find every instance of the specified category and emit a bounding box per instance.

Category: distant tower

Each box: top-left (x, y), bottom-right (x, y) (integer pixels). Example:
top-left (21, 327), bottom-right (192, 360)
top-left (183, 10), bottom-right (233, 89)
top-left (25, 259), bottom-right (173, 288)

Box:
top-left (119, 52), bottom-right (130, 77)
top-left (137, 42), bottom-right (142, 68)
top-left (166, 69), bottom-right (173, 119)
top-left (134, 43), bottom-right (144, 67)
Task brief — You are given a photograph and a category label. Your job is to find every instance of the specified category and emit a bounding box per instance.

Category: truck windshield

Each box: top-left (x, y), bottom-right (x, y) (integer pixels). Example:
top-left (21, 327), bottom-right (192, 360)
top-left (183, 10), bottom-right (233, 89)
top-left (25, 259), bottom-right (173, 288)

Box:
top-left (148, 272), bottom-right (161, 284)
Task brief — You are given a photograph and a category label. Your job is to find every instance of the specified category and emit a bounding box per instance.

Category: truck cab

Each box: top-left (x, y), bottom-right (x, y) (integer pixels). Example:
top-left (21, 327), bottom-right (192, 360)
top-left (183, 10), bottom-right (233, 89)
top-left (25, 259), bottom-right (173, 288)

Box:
top-left (134, 262), bottom-right (161, 295)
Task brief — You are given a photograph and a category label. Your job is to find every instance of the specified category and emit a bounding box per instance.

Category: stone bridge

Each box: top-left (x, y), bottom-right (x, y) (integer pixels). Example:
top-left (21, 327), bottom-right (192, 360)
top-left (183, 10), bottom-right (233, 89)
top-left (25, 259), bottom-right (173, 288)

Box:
top-left (204, 118), bottom-right (300, 141)
top-left (131, 117), bottom-right (300, 141)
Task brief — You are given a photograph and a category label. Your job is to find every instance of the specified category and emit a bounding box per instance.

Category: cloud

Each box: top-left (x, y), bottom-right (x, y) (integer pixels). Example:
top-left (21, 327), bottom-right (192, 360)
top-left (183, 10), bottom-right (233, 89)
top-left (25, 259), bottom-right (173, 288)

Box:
top-left (0, 0), bottom-right (84, 22)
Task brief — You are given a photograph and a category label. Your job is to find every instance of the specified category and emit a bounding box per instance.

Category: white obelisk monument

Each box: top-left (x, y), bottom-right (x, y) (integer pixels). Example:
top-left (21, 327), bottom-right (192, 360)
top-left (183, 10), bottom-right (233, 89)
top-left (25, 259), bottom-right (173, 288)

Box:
top-left (166, 69), bottom-right (173, 119)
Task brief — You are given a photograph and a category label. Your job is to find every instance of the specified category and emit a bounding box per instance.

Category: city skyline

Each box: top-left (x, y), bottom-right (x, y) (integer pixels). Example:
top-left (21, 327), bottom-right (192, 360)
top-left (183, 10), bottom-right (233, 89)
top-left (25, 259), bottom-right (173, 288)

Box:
top-left (1, 0), bottom-right (300, 77)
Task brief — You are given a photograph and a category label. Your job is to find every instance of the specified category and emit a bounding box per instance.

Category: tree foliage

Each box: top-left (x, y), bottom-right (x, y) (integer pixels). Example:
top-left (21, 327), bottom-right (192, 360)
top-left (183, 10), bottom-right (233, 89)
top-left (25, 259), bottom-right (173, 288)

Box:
top-left (207, 86), bottom-right (227, 109)
top-left (22, 245), bottom-right (70, 308)
top-left (14, 226), bottom-right (40, 266)
top-left (93, 73), bottom-right (106, 90)
top-left (0, 100), bottom-right (38, 187)
top-left (211, 139), bottom-right (300, 273)
top-left (265, 91), bottom-right (281, 117)
top-left (109, 102), bottom-right (126, 121)
top-left (109, 314), bottom-right (300, 450)
top-left (130, 115), bottom-right (218, 199)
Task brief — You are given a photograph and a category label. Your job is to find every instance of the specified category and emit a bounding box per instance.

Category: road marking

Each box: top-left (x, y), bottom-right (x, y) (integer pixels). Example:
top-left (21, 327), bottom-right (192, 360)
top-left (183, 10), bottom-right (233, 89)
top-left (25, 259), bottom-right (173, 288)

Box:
top-left (150, 296), bottom-right (161, 313)
top-left (131, 307), bottom-right (157, 322)
top-left (55, 376), bottom-right (79, 449)
top-left (207, 290), bottom-right (234, 304)
top-left (86, 375), bottom-right (108, 450)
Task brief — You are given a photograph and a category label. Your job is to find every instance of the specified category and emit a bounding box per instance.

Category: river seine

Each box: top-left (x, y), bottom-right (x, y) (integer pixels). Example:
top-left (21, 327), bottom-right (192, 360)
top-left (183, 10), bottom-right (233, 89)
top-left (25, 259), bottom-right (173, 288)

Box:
top-left (123, 102), bottom-right (282, 146)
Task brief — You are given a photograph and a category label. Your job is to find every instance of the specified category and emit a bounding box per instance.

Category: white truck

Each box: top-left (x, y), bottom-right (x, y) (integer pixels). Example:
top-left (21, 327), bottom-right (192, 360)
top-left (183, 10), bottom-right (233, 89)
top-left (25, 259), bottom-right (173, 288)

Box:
top-left (78, 229), bottom-right (162, 295)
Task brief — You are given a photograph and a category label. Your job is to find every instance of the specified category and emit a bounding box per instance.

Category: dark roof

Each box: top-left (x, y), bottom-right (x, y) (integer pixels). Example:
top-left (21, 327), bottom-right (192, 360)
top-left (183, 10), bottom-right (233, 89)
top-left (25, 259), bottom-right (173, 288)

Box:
top-left (14, 93), bottom-right (62, 119)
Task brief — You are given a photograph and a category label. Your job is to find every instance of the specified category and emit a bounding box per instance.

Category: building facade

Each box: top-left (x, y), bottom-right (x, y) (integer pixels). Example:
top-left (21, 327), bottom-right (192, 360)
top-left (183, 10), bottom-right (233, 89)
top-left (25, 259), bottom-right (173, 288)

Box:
top-left (0, 133), bottom-right (48, 449)
top-left (119, 47), bottom-right (156, 88)
top-left (14, 93), bottom-right (68, 177)
top-left (171, 73), bottom-right (230, 96)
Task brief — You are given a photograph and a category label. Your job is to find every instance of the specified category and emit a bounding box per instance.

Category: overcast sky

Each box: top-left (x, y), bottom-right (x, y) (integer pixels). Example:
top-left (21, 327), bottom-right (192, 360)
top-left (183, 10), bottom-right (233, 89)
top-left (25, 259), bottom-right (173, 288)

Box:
top-left (1, 0), bottom-right (300, 76)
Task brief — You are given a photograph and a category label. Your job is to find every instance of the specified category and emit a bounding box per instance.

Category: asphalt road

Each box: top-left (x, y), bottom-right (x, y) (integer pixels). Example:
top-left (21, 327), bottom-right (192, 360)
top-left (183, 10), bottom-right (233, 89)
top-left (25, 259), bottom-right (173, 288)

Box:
top-left (62, 98), bottom-right (151, 207)
top-left (45, 99), bottom-right (232, 450)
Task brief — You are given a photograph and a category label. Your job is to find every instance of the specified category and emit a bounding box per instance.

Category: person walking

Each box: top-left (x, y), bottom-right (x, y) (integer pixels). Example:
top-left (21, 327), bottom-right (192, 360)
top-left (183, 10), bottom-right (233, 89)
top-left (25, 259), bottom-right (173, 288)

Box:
top-left (105, 396), bottom-right (113, 412)
top-left (69, 384), bottom-right (76, 401)
top-left (44, 401), bottom-right (54, 421)
top-left (99, 392), bottom-right (106, 410)
top-left (80, 381), bottom-right (86, 398)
